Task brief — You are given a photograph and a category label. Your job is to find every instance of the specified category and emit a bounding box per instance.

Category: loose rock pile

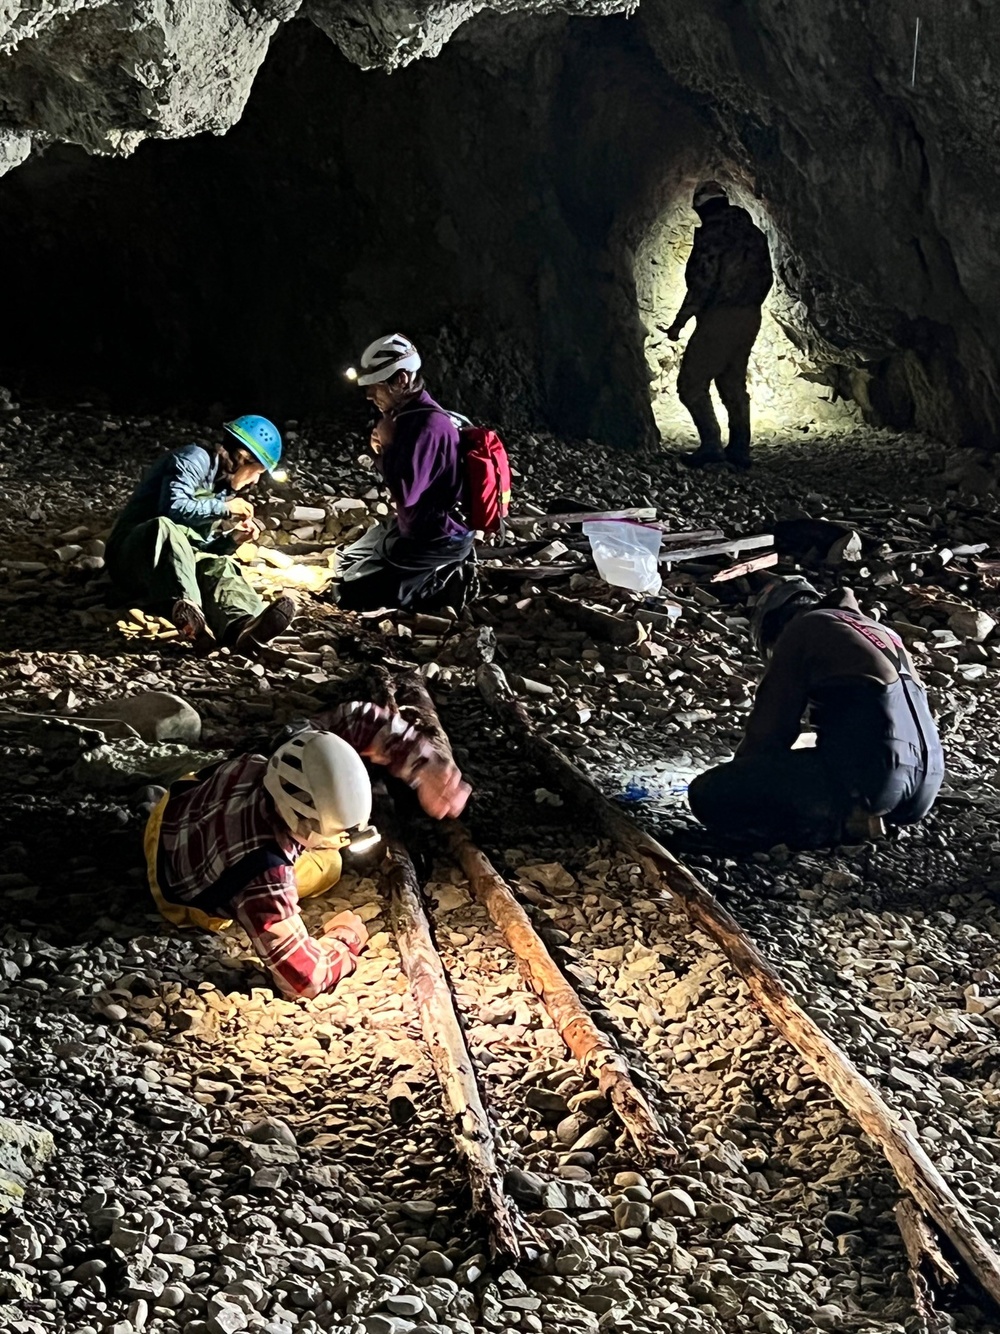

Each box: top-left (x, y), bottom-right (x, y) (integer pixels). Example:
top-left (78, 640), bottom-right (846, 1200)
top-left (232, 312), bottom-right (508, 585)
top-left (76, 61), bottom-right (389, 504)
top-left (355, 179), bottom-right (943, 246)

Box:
top-left (1, 401), bottom-right (1000, 1333)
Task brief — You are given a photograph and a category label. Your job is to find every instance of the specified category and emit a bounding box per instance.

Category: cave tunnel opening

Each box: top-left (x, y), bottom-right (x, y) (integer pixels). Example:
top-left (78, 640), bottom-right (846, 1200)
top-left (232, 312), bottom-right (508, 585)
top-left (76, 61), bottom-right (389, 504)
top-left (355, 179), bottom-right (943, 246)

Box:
top-left (632, 183), bottom-right (860, 447)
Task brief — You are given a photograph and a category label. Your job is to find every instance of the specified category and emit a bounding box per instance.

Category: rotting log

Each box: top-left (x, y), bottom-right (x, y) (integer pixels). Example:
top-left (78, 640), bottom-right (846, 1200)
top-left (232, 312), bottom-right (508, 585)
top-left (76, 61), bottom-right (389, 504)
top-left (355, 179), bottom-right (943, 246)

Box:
top-left (896, 1198), bottom-right (958, 1334)
top-left (381, 814), bottom-right (521, 1258)
top-left (447, 822), bottom-right (666, 1159)
top-left (546, 591), bottom-right (682, 645)
top-left (476, 660), bottom-right (1000, 1307)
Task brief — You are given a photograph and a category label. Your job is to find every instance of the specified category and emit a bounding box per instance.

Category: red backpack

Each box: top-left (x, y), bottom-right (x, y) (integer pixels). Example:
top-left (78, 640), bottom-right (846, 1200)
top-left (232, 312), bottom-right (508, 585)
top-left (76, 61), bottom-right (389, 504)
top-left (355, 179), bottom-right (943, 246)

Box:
top-left (460, 425), bottom-right (511, 535)
top-left (392, 404), bottom-right (512, 535)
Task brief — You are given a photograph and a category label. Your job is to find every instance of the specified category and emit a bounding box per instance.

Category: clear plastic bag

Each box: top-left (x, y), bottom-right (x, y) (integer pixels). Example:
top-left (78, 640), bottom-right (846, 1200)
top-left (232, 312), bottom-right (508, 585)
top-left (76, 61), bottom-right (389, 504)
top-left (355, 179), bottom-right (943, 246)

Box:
top-left (582, 520), bottom-right (662, 594)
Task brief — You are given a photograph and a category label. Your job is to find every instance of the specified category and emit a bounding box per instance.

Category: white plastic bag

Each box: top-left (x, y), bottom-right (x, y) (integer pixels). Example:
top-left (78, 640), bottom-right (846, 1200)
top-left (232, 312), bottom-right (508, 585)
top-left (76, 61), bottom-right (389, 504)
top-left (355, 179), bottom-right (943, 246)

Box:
top-left (582, 520), bottom-right (662, 594)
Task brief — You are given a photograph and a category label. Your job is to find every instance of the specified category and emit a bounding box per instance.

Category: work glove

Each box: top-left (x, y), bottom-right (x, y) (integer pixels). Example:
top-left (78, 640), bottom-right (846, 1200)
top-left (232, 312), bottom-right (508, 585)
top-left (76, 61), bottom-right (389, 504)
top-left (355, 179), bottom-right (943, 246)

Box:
top-left (322, 910), bottom-right (369, 955)
top-left (411, 759), bottom-right (471, 820)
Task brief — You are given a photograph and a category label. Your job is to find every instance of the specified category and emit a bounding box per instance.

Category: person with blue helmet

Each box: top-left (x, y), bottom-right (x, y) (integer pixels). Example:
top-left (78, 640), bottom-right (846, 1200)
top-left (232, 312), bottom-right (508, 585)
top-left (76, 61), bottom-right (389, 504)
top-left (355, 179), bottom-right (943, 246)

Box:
top-left (106, 415), bottom-right (295, 654)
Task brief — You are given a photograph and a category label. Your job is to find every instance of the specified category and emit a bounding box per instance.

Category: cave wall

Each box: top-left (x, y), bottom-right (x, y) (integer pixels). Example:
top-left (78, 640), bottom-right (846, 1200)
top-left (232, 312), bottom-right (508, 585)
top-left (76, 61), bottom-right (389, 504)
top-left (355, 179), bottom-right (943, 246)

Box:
top-left (2, 2), bottom-right (1000, 449)
top-left (0, 16), bottom-right (712, 446)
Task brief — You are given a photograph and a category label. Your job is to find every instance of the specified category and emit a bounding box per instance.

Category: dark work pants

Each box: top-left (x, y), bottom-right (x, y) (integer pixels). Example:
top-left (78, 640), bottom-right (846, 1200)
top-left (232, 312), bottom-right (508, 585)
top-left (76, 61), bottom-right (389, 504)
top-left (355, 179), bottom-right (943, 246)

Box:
top-left (688, 750), bottom-right (851, 848)
top-left (689, 743), bottom-right (940, 848)
top-left (337, 519), bottom-right (475, 612)
top-left (676, 306), bottom-right (762, 457)
top-left (106, 517), bottom-right (263, 640)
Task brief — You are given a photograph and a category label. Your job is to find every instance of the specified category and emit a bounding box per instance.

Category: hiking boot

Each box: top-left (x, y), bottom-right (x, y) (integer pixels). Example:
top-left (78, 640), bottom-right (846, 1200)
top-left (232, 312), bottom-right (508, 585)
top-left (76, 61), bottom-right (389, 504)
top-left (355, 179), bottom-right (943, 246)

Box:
top-left (229, 594), bottom-right (297, 653)
top-left (171, 599), bottom-right (216, 655)
top-left (680, 446), bottom-right (726, 469)
top-left (725, 446), bottom-right (752, 472)
top-left (842, 805), bottom-right (887, 843)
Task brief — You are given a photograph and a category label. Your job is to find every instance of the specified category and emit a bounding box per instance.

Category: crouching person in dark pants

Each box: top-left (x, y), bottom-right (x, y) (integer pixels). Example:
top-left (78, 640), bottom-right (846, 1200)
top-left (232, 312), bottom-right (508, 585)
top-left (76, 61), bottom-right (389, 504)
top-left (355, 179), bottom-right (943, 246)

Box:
top-left (688, 577), bottom-right (944, 847)
top-left (339, 334), bottom-right (475, 612)
top-left (106, 416), bottom-right (295, 654)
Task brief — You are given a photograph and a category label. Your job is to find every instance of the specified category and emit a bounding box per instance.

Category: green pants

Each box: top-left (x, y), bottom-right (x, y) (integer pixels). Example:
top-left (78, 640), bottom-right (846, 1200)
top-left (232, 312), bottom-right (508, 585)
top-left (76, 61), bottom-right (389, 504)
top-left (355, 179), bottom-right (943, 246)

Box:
top-left (106, 517), bottom-right (263, 640)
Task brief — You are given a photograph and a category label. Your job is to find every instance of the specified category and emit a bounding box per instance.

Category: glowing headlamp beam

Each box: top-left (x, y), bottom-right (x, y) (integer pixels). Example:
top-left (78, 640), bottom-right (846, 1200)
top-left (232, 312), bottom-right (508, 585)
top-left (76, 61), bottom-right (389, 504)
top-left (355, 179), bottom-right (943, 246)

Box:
top-left (345, 367), bottom-right (359, 382)
top-left (348, 826), bottom-right (381, 854)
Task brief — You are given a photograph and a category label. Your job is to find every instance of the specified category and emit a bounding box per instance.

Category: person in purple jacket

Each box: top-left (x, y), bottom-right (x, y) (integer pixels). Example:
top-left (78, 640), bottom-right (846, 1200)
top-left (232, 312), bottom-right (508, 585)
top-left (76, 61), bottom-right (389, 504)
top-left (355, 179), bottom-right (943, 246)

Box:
top-left (339, 334), bottom-right (475, 611)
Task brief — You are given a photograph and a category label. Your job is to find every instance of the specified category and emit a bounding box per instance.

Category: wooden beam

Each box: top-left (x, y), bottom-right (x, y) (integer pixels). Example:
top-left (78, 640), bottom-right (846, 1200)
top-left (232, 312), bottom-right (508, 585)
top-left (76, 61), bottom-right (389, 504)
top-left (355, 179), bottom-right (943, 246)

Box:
top-left (545, 592), bottom-right (640, 645)
top-left (446, 823), bottom-right (666, 1158)
top-left (382, 815), bottom-right (521, 1258)
top-left (709, 551), bottom-right (779, 582)
top-left (482, 564), bottom-right (583, 582)
top-left (476, 660), bottom-right (1000, 1308)
top-left (896, 1198), bottom-right (958, 1334)
top-left (660, 533), bottom-right (774, 565)
top-left (508, 507), bottom-right (657, 528)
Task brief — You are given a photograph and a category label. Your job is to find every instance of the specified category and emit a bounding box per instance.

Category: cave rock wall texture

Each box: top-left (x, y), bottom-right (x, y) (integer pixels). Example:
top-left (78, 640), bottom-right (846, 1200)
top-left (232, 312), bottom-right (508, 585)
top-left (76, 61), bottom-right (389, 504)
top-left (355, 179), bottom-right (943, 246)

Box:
top-left (0, 1), bottom-right (997, 449)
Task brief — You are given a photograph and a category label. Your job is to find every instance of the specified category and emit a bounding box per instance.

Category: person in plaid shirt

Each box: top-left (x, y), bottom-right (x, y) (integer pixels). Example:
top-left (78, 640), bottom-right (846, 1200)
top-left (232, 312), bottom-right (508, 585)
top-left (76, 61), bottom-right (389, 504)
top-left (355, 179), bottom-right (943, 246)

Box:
top-left (143, 701), bottom-right (469, 998)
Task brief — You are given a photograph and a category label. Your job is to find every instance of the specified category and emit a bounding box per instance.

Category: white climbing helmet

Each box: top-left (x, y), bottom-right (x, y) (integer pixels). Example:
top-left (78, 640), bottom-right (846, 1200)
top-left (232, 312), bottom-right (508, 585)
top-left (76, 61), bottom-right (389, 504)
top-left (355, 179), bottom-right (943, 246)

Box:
top-left (352, 333), bottom-right (421, 386)
top-left (263, 729), bottom-right (375, 850)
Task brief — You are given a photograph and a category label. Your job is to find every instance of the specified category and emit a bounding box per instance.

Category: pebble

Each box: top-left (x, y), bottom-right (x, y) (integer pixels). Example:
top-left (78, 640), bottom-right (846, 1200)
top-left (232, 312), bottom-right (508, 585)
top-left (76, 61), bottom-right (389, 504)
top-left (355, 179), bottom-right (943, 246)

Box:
top-left (654, 1188), bottom-right (697, 1219)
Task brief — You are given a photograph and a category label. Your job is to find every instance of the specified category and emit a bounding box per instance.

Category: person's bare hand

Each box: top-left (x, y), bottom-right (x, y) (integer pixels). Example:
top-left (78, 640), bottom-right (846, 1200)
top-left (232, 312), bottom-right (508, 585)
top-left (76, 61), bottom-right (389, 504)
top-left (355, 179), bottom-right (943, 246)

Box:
top-left (227, 497), bottom-right (255, 519)
top-left (413, 760), bottom-right (471, 820)
top-left (370, 415), bottom-right (396, 457)
top-left (323, 910), bottom-right (369, 953)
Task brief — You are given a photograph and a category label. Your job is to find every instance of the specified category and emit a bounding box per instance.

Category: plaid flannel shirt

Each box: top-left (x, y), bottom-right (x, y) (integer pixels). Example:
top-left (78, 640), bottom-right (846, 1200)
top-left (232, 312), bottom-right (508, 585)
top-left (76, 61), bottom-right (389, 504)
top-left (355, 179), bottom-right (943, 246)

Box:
top-left (157, 702), bottom-right (440, 998)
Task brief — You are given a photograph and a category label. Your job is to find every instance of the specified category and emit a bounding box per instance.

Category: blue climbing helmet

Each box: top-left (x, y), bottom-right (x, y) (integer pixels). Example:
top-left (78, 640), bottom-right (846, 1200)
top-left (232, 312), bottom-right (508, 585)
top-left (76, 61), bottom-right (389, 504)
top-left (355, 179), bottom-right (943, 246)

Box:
top-left (223, 415), bottom-right (282, 472)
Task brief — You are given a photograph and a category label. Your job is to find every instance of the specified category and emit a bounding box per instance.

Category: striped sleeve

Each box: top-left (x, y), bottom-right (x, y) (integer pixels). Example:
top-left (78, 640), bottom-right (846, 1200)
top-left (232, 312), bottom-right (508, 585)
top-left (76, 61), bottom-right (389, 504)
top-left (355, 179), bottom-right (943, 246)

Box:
top-left (231, 869), bottom-right (357, 999)
top-left (318, 701), bottom-right (439, 784)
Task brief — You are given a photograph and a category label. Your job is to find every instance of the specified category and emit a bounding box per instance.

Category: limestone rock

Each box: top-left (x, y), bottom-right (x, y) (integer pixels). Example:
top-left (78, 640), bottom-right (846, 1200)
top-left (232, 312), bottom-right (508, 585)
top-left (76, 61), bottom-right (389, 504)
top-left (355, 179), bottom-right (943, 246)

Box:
top-left (0, 2), bottom-right (298, 174)
top-left (81, 691), bottom-right (202, 744)
top-left (0, 1118), bottom-right (55, 1210)
top-left (948, 607), bottom-right (996, 643)
top-left (71, 739), bottom-right (225, 791)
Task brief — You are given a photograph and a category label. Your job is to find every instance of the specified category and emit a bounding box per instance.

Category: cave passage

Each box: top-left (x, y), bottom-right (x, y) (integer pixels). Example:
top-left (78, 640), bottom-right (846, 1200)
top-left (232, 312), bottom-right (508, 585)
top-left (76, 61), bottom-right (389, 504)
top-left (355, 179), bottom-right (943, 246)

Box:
top-left (634, 190), bottom-right (859, 444)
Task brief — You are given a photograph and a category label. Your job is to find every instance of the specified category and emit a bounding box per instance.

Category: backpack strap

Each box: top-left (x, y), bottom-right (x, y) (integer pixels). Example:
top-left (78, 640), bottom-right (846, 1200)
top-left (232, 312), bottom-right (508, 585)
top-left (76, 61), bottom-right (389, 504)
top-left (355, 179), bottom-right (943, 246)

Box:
top-left (392, 405), bottom-right (469, 432)
top-left (824, 610), bottom-right (910, 676)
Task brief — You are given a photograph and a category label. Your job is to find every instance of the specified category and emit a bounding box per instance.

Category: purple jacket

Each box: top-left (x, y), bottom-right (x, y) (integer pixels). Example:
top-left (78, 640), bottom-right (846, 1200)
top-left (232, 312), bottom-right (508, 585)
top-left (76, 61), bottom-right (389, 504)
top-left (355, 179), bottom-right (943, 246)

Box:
top-left (377, 391), bottom-right (469, 541)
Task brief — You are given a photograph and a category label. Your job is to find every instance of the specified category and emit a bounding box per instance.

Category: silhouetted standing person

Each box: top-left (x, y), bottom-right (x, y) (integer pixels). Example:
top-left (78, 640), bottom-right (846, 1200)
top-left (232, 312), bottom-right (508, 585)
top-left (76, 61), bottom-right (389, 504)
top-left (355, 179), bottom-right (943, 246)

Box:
top-left (667, 181), bottom-right (773, 471)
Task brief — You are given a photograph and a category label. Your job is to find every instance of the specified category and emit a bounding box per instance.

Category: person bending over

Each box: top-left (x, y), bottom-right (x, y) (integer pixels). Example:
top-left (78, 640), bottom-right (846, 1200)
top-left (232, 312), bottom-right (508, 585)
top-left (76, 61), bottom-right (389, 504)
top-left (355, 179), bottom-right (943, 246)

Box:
top-left (106, 415), bottom-right (294, 654)
top-left (687, 577), bottom-right (944, 847)
top-left (144, 703), bottom-right (470, 999)
top-left (338, 334), bottom-right (475, 611)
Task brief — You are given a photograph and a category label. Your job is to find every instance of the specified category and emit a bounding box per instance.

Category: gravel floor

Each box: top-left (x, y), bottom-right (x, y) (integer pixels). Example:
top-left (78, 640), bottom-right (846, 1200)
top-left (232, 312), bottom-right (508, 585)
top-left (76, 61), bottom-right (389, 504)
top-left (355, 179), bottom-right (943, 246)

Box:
top-left (1, 400), bottom-right (999, 1334)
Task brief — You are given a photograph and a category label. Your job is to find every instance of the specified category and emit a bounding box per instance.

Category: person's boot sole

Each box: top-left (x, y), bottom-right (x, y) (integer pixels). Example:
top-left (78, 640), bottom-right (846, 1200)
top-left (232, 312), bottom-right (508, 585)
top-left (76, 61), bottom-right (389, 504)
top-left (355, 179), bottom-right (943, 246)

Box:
top-left (171, 599), bottom-right (216, 655)
top-left (233, 595), bottom-right (296, 654)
